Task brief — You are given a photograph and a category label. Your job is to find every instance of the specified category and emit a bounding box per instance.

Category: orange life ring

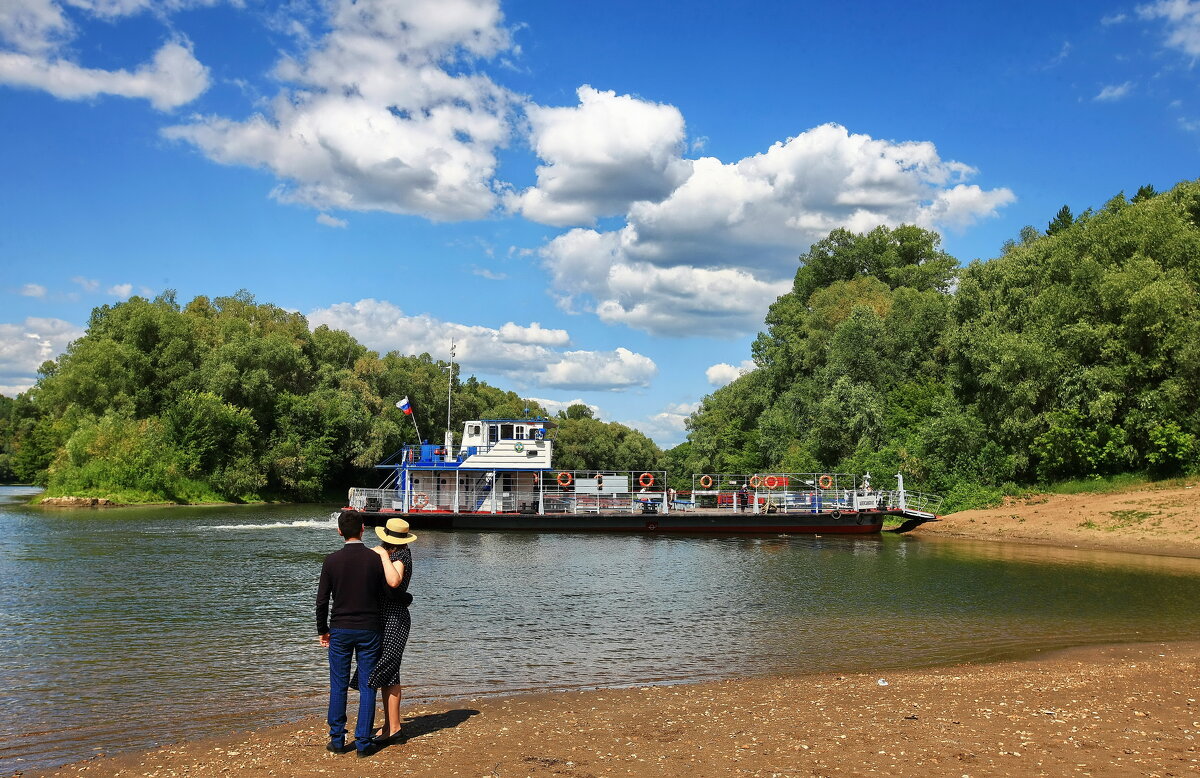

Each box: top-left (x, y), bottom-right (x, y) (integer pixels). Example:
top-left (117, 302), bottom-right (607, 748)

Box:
top-left (765, 475), bottom-right (779, 490)
top-left (699, 475), bottom-right (714, 489)
top-left (557, 471), bottom-right (573, 487)
top-left (749, 475), bottom-right (762, 489)
top-left (818, 474), bottom-right (833, 489)
top-left (412, 492), bottom-right (428, 508)
top-left (639, 472), bottom-right (655, 488)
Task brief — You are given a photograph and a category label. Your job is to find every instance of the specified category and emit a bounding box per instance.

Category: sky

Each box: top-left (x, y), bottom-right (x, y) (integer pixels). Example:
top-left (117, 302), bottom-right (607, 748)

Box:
top-left (1, 0), bottom-right (1198, 448)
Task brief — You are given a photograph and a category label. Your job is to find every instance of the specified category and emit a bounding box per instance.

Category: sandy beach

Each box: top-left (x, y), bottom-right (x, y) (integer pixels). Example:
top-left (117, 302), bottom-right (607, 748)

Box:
top-left (29, 484), bottom-right (1200, 778)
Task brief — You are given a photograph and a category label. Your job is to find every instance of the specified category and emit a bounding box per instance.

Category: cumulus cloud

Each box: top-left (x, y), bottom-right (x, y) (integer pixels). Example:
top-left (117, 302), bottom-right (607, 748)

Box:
top-left (0, 1), bottom-right (210, 109)
top-left (0, 316), bottom-right (83, 396)
top-left (107, 283), bottom-right (134, 298)
top-left (71, 276), bottom-right (99, 292)
top-left (526, 397), bottom-right (601, 417)
top-left (1139, 0), bottom-right (1200, 57)
top-left (507, 85), bottom-right (690, 226)
top-left (164, 0), bottom-right (516, 221)
top-left (1094, 81), bottom-right (1134, 101)
top-left (316, 212), bottom-right (347, 228)
top-left (705, 360), bottom-right (756, 387)
top-left (537, 123), bottom-right (1012, 338)
top-left (308, 298), bottom-right (656, 391)
top-left (19, 283), bottom-right (46, 298)
top-left (622, 401), bottom-right (699, 447)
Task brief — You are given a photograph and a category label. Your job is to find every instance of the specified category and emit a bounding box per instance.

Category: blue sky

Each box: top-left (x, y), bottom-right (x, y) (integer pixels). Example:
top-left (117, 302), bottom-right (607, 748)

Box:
top-left (2, 0), bottom-right (1198, 447)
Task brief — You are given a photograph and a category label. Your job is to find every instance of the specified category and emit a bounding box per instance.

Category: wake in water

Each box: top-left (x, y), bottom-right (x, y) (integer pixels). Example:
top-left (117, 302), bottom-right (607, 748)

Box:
top-left (203, 517), bottom-right (338, 531)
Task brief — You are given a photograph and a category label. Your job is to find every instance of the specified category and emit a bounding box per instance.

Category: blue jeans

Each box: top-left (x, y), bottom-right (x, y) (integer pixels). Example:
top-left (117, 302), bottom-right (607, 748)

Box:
top-left (326, 628), bottom-right (381, 751)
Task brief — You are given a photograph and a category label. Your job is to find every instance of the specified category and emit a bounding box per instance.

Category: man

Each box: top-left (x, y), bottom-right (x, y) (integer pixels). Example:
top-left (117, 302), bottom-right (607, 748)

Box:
top-left (316, 512), bottom-right (385, 757)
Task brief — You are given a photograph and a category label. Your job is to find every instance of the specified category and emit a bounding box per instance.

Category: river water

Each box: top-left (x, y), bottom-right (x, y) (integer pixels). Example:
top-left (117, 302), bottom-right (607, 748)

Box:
top-left (2, 485), bottom-right (1199, 773)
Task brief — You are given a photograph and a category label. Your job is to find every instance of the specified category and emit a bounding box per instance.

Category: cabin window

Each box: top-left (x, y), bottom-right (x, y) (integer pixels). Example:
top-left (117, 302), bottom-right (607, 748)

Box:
top-left (501, 423), bottom-right (514, 439)
top-left (488, 425), bottom-right (498, 443)
top-left (469, 424), bottom-right (480, 437)
top-left (514, 426), bottom-right (525, 439)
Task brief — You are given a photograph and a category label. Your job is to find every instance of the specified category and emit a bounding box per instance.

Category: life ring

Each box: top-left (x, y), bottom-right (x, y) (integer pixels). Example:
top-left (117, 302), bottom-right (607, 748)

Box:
top-left (818, 474), bottom-right (833, 489)
top-left (765, 475), bottom-right (779, 490)
top-left (831, 510), bottom-right (842, 520)
top-left (639, 472), bottom-right (655, 488)
top-left (557, 472), bottom-right (573, 487)
top-left (699, 475), bottom-right (714, 489)
top-left (749, 475), bottom-right (762, 489)
top-left (412, 492), bottom-right (428, 508)
top-left (514, 442), bottom-right (525, 453)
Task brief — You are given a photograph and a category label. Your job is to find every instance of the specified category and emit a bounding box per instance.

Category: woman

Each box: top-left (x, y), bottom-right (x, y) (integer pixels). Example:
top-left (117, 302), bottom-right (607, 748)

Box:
top-left (370, 517), bottom-right (416, 742)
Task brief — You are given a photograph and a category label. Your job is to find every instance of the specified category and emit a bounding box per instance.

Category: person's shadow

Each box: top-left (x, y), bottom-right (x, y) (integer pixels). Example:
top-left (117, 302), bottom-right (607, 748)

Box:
top-left (384, 708), bottom-right (480, 746)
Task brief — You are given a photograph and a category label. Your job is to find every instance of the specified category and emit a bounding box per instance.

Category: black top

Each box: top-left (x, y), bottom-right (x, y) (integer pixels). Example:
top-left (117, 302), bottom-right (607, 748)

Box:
top-left (315, 542), bottom-right (386, 634)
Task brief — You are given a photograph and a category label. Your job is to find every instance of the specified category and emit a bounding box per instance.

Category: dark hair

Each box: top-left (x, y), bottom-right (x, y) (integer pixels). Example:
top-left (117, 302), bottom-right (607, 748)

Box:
top-left (338, 512), bottom-right (364, 539)
top-left (379, 541), bottom-right (399, 552)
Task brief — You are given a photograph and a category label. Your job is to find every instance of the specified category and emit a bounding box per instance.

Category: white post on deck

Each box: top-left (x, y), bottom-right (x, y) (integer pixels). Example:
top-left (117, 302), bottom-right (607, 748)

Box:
top-left (896, 472), bottom-right (907, 512)
top-left (538, 472), bottom-right (544, 514)
top-left (491, 469), bottom-right (497, 514)
top-left (453, 473), bottom-right (460, 514)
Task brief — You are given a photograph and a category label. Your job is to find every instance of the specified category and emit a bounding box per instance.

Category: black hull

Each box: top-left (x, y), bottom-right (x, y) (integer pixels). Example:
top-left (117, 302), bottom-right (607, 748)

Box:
top-left (341, 507), bottom-right (891, 534)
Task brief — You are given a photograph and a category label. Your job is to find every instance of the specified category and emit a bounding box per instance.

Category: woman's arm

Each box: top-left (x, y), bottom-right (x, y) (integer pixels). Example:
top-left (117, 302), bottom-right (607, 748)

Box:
top-left (374, 546), bottom-right (403, 588)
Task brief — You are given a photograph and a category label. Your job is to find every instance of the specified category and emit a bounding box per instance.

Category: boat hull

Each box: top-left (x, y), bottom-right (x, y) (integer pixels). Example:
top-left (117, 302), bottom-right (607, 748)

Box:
top-left (340, 507), bottom-right (889, 534)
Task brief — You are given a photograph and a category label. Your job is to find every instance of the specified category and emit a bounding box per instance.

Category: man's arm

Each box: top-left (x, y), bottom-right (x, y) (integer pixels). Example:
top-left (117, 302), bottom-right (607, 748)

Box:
top-left (315, 558), bottom-right (332, 637)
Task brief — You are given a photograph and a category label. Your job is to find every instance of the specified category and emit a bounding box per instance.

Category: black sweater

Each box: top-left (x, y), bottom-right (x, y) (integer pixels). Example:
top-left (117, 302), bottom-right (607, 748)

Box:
top-left (315, 542), bottom-right (385, 634)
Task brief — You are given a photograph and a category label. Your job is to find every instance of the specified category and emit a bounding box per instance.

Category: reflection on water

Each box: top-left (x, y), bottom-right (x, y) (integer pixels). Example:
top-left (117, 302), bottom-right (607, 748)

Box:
top-left (1, 485), bottom-right (1199, 772)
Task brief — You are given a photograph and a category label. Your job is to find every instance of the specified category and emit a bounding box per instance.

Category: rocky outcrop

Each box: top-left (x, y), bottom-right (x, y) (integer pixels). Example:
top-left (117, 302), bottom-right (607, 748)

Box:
top-left (39, 496), bottom-right (118, 508)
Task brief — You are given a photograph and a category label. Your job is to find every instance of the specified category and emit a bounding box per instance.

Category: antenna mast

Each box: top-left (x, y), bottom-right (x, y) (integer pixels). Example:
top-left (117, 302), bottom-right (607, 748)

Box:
top-left (445, 340), bottom-right (456, 434)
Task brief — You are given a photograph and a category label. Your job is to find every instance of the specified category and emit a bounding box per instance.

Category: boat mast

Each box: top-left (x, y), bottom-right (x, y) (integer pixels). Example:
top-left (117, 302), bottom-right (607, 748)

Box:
top-left (444, 340), bottom-right (456, 459)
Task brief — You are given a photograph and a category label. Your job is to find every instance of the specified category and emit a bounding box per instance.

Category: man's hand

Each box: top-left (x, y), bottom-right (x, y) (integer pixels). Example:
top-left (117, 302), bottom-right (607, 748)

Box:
top-left (318, 633), bottom-right (330, 648)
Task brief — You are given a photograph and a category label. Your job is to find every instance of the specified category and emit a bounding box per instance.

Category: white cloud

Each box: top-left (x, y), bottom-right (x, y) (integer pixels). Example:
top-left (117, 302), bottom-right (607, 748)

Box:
top-left (1094, 81), bottom-right (1135, 101)
top-left (507, 85), bottom-right (690, 226)
top-left (537, 122), bottom-right (1012, 338)
top-left (525, 396), bottom-right (601, 417)
top-left (71, 276), bottom-right (99, 292)
top-left (19, 283), bottom-right (46, 298)
top-left (0, 0), bottom-right (211, 110)
top-left (705, 360), bottom-right (756, 387)
top-left (471, 265), bottom-right (507, 280)
top-left (497, 321), bottom-right (569, 346)
top-left (0, 316), bottom-right (83, 396)
top-left (308, 298), bottom-right (656, 391)
top-left (1102, 12), bottom-right (1129, 24)
top-left (1139, 0), bottom-right (1200, 57)
top-left (164, 0), bottom-right (516, 221)
top-left (316, 212), bottom-right (347, 228)
top-left (107, 283), bottom-right (133, 298)
top-left (622, 401), bottom-right (699, 448)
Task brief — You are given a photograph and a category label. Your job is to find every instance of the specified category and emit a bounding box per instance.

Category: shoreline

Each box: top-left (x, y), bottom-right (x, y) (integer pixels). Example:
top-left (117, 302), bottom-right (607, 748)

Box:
top-left (34, 639), bottom-right (1200, 777)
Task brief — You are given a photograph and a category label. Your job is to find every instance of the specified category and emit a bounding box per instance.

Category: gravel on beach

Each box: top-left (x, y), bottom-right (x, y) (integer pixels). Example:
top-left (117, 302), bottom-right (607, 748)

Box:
top-left (36, 641), bottom-right (1200, 778)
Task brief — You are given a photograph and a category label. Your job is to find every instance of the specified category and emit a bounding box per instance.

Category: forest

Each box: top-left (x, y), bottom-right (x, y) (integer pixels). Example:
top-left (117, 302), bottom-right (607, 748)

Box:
top-left (2, 179), bottom-right (1198, 508)
top-left (0, 292), bottom-right (661, 503)
top-left (669, 179), bottom-right (1200, 509)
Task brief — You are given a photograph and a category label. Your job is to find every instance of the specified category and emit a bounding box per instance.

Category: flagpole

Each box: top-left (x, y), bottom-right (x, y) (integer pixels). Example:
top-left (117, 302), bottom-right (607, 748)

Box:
top-left (446, 340), bottom-right (455, 435)
top-left (397, 397), bottom-right (422, 442)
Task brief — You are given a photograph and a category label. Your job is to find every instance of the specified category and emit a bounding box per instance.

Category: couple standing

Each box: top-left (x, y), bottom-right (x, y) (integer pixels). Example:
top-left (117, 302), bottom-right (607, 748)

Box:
top-left (315, 513), bottom-right (416, 757)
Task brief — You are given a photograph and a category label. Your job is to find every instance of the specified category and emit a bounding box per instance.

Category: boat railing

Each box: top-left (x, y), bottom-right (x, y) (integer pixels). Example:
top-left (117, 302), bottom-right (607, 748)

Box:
top-left (681, 473), bottom-right (866, 513)
top-left (886, 490), bottom-right (943, 518)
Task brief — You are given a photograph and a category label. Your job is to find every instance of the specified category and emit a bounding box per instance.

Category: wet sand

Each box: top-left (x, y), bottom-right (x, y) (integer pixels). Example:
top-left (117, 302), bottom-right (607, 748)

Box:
top-left (29, 486), bottom-right (1200, 777)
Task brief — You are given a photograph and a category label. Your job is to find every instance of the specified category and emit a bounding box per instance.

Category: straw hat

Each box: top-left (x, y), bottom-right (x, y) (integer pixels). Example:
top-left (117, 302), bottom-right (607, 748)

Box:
top-left (375, 517), bottom-right (418, 545)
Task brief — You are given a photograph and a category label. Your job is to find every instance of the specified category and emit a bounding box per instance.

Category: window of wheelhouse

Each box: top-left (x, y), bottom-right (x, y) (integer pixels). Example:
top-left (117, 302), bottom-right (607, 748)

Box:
top-left (488, 425), bottom-right (499, 444)
top-left (514, 426), bottom-right (525, 439)
top-left (500, 423), bottom-right (514, 439)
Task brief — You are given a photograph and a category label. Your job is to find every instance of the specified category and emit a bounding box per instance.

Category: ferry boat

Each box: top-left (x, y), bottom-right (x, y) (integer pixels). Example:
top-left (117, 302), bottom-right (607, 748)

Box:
top-left (338, 416), bottom-right (941, 534)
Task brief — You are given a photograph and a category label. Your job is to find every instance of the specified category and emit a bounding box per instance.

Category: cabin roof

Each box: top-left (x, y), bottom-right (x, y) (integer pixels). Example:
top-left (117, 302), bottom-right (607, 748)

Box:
top-left (472, 418), bottom-right (557, 427)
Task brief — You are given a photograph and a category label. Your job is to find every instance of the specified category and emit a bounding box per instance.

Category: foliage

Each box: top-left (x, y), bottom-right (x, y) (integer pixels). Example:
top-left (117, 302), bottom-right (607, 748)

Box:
top-left (1, 291), bottom-right (662, 502)
top-left (676, 179), bottom-right (1200, 508)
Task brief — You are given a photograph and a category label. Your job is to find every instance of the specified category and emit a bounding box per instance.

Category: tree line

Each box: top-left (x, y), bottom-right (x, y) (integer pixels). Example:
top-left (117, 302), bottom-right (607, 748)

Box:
top-left (667, 179), bottom-right (1200, 509)
top-left (0, 291), bottom-right (664, 502)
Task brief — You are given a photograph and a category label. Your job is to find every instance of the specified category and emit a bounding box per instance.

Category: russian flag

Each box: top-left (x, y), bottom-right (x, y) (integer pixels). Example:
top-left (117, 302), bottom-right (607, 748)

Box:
top-left (396, 396), bottom-right (413, 415)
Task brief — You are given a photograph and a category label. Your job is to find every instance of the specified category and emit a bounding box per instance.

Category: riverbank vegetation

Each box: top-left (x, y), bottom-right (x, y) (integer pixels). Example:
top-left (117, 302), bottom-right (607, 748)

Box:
top-left (674, 179), bottom-right (1200, 511)
top-left (0, 293), bottom-right (662, 503)
top-left (3, 180), bottom-right (1198, 509)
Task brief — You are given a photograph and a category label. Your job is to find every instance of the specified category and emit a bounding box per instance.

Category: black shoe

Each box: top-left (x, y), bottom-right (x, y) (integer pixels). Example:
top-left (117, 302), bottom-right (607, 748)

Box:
top-left (326, 740), bottom-right (351, 754)
top-left (356, 743), bottom-right (381, 758)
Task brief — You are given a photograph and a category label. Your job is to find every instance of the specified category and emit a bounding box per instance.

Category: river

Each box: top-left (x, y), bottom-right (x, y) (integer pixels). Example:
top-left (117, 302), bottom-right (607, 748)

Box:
top-left (2, 485), bottom-right (1199, 773)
